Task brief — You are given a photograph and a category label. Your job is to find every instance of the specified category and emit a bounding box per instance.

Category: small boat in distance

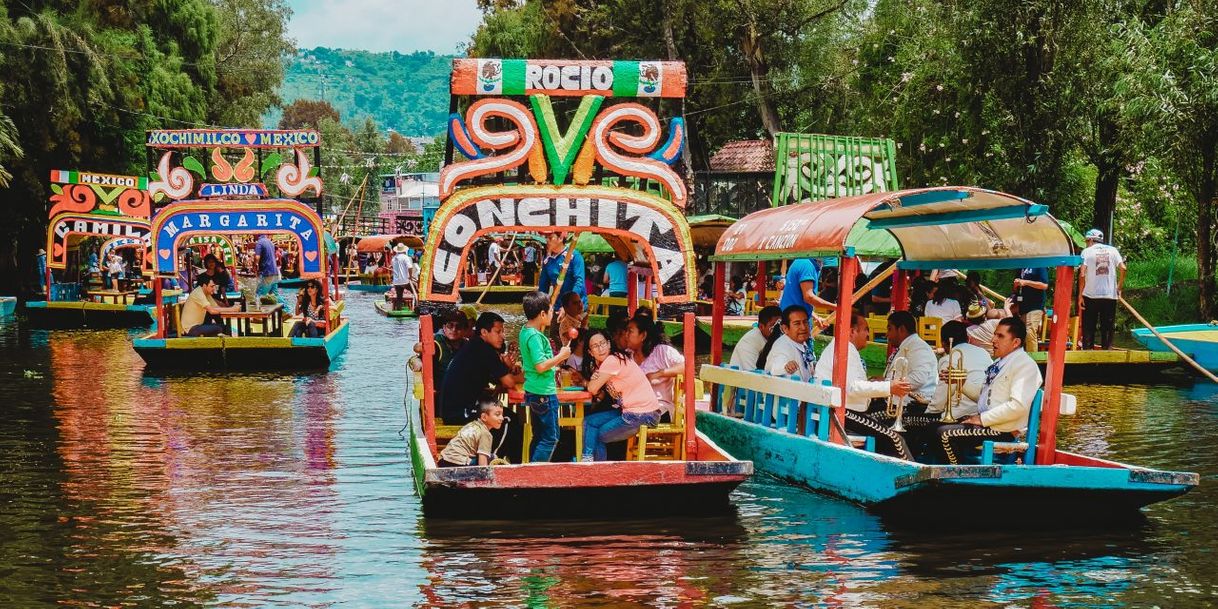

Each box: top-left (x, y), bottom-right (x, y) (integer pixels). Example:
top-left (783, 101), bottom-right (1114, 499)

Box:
top-left (1132, 323), bottom-right (1218, 372)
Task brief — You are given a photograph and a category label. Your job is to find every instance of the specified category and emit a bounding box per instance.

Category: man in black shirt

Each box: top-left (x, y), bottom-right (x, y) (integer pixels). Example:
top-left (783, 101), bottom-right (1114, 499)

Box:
top-left (1014, 267), bottom-right (1049, 351)
top-left (439, 312), bottom-right (522, 423)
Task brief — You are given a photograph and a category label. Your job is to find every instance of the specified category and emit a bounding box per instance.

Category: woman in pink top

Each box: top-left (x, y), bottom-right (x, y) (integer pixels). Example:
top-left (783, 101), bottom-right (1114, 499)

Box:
top-left (580, 330), bottom-right (662, 461)
top-left (624, 313), bottom-right (686, 419)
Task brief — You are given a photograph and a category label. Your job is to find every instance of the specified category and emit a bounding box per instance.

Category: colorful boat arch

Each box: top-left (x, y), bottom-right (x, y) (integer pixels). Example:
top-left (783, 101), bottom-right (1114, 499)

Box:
top-left (149, 199), bottom-right (326, 277)
top-left (47, 213), bottom-right (151, 270)
top-left (184, 234), bottom-right (238, 267)
top-left (418, 184), bottom-right (697, 304)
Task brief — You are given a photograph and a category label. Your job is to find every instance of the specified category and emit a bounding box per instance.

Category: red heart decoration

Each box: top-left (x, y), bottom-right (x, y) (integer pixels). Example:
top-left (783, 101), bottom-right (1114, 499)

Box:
top-left (304, 251), bottom-right (317, 262)
top-left (244, 133), bottom-right (256, 145)
top-left (159, 248), bottom-right (171, 259)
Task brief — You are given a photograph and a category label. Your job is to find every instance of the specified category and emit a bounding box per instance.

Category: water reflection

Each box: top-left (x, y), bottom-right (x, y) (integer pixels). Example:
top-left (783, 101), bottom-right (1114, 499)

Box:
top-left (0, 299), bottom-right (1214, 606)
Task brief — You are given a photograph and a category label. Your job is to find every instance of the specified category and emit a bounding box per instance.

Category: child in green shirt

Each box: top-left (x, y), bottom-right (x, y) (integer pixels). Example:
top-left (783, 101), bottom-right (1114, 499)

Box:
top-left (519, 290), bottom-right (571, 462)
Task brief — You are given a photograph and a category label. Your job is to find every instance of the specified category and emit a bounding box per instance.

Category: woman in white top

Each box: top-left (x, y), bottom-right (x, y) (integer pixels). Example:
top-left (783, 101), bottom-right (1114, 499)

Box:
top-left (923, 282), bottom-right (963, 323)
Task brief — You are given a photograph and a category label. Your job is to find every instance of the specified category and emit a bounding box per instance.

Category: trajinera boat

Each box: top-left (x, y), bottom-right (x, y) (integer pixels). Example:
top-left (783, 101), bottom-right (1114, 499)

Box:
top-left (26, 169), bottom-right (161, 328)
top-left (131, 128), bottom-right (349, 371)
top-left (697, 186), bottom-right (1199, 526)
top-left (406, 57), bottom-right (752, 518)
top-left (1132, 323), bottom-right (1218, 372)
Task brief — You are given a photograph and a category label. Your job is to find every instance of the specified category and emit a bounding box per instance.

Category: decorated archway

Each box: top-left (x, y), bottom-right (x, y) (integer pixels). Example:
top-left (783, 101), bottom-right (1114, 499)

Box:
top-left (184, 234), bottom-right (238, 267)
top-left (418, 184), bottom-right (696, 303)
top-left (149, 199), bottom-right (326, 277)
top-left (48, 213), bottom-right (151, 270)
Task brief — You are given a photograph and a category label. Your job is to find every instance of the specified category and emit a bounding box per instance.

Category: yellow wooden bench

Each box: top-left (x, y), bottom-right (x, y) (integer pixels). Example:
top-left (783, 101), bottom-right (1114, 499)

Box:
top-left (917, 316), bottom-right (942, 348)
top-left (627, 376), bottom-right (703, 461)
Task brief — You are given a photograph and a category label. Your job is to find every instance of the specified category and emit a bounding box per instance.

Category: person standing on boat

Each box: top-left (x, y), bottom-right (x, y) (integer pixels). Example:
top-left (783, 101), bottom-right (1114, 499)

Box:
top-left (521, 241), bottom-right (539, 285)
top-left (581, 330), bottom-right (663, 461)
top-left (519, 291), bottom-right (572, 462)
top-left (779, 258), bottom-right (836, 319)
top-left (730, 305), bottom-right (783, 371)
top-left (254, 233), bottom-right (280, 303)
top-left (765, 305), bottom-right (818, 382)
top-left (1078, 229), bottom-right (1126, 350)
top-left (813, 311), bottom-right (914, 460)
top-left (936, 317), bottom-right (1043, 465)
top-left (538, 231), bottom-right (587, 310)
top-left (391, 243), bottom-right (415, 311)
top-left (1013, 266), bottom-right (1049, 351)
top-left (440, 312), bottom-right (522, 424)
top-left (487, 237), bottom-right (503, 285)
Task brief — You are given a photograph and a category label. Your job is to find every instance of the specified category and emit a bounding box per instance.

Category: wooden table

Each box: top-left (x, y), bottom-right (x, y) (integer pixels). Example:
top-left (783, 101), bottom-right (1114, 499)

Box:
top-left (508, 389), bottom-right (592, 463)
top-left (88, 289), bottom-right (138, 304)
top-left (218, 303), bottom-right (284, 337)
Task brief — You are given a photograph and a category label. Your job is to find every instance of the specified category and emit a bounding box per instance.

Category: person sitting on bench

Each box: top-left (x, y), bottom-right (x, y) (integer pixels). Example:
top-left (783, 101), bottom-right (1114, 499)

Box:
top-left (813, 310), bottom-right (914, 460)
top-left (936, 316), bottom-right (1042, 465)
top-left (181, 275), bottom-right (240, 337)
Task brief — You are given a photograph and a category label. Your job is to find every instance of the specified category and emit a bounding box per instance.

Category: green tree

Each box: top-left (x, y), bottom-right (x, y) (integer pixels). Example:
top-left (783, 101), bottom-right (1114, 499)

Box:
top-left (279, 99), bottom-right (341, 129)
top-left (1117, 2), bottom-right (1218, 316)
top-left (209, 0), bottom-right (295, 126)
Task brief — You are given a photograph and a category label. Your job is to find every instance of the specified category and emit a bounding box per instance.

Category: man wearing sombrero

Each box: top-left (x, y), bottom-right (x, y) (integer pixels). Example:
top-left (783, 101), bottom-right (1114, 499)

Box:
top-left (390, 242), bottom-right (416, 311)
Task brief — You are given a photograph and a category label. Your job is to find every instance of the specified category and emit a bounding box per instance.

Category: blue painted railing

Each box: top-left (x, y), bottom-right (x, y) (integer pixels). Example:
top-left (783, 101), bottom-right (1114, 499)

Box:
top-left (710, 365), bottom-right (873, 451)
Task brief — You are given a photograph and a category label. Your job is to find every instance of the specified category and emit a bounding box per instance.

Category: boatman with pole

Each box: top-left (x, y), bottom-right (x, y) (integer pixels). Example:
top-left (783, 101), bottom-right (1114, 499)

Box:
top-left (538, 231), bottom-right (587, 310)
top-left (1078, 228), bottom-right (1126, 350)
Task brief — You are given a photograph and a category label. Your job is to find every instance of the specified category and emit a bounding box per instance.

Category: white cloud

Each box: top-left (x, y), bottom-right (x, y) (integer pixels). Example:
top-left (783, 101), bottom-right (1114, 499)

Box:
top-left (286, 0), bottom-right (482, 54)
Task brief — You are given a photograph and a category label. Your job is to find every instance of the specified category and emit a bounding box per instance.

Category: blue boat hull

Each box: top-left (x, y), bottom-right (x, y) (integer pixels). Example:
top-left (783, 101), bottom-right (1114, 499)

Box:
top-left (345, 283), bottom-right (390, 293)
top-left (696, 411), bottom-right (1195, 526)
top-left (0, 296), bottom-right (15, 318)
top-left (1131, 324), bottom-right (1218, 371)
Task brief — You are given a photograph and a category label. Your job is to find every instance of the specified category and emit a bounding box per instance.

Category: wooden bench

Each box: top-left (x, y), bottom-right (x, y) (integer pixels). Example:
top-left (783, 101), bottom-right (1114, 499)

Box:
top-left (627, 375), bottom-right (704, 461)
top-left (917, 316), bottom-right (942, 348)
top-left (587, 294), bottom-right (628, 316)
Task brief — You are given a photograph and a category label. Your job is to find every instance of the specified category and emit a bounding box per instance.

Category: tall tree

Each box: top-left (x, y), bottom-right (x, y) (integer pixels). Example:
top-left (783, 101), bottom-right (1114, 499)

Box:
top-left (209, 0), bottom-right (295, 127)
top-left (279, 99), bottom-right (341, 130)
top-left (1117, 2), bottom-right (1218, 316)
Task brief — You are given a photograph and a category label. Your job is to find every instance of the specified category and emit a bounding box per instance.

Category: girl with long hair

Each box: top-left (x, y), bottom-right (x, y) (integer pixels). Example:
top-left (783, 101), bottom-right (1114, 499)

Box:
top-left (290, 279), bottom-right (327, 338)
top-left (580, 330), bottom-right (662, 461)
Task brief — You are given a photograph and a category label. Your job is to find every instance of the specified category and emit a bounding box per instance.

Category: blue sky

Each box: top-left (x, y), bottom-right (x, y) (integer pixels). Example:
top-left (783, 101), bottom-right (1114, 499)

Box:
top-left (285, 0), bottom-right (482, 54)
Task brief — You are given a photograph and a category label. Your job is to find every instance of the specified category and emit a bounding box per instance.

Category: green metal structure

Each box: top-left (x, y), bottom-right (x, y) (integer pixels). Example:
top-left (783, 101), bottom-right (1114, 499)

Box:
top-left (771, 133), bottom-right (900, 206)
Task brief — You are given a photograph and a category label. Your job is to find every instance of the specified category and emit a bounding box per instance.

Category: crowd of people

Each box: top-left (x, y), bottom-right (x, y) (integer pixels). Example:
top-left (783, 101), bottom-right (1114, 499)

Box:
top-left (420, 285), bottom-right (686, 467)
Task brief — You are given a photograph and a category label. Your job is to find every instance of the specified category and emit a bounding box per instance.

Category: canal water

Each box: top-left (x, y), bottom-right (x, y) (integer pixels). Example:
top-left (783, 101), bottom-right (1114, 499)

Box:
top-left (1, 292), bottom-right (1215, 608)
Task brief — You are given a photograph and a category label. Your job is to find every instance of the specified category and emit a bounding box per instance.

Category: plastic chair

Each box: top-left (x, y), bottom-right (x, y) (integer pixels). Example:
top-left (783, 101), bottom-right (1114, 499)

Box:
top-left (918, 316), bottom-right (942, 348)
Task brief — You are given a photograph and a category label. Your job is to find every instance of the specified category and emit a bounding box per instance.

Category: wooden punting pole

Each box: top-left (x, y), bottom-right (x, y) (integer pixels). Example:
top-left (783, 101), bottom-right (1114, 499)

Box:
top-left (830, 255), bottom-right (859, 445)
top-left (154, 277), bottom-right (165, 338)
top-left (1036, 265), bottom-right (1073, 465)
top-left (420, 313), bottom-right (438, 456)
top-left (755, 261), bottom-right (766, 308)
top-left (683, 312), bottom-right (697, 459)
top-left (710, 261), bottom-right (726, 413)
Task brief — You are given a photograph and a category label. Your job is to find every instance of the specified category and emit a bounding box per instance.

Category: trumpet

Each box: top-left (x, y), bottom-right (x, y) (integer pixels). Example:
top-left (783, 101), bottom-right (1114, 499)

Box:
top-left (886, 355), bottom-right (910, 432)
top-left (941, 346), bottom-right (968, 423)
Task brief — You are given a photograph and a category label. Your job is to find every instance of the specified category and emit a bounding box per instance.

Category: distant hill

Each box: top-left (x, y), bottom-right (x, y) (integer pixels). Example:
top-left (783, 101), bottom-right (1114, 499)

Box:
top-left (265, 47), bottom-right (453, 137)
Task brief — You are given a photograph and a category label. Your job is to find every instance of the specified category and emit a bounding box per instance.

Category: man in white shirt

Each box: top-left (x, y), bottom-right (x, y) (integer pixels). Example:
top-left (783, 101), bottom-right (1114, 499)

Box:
top-left (1078, 229), bottom-right (1126, 350)
top-left (391, 243), bottom-right (415, 310)
top-left (730, 305), bottom-right (782, 371)
top-left (814, 311), bottom-right (913, 460)
top-left (486, 237), bottom-right (503, 284)
top-left (873, 311), bottom-right (938, 419)
top-left (936, 316), bottom-right (1043, 464)
top-left (765, 306), bottom-right (817, 381)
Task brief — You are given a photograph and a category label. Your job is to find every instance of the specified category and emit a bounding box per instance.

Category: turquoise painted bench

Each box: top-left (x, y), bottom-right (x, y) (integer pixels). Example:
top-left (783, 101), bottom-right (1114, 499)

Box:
top-left (708, 365), bottom-right (876, 452)
top-left (979, 388), bottom-right (1044, 465)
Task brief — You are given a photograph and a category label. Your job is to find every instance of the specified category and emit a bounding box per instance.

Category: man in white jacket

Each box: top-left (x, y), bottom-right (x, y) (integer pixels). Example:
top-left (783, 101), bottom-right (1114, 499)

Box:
top-left (936, 316), bottom-right (1043, 464)
top-left (814, 311), bottom-right (913, 460)
top-left (765, 306), bottom-right (817, 381)
top-left (873, 311), bottom-right (938, 419)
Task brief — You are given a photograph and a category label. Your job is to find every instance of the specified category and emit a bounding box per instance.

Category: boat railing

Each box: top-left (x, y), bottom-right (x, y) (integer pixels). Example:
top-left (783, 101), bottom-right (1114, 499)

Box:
top-left (700, 365), bottom-right (874, 448)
